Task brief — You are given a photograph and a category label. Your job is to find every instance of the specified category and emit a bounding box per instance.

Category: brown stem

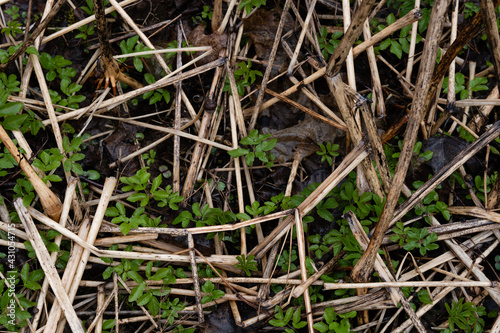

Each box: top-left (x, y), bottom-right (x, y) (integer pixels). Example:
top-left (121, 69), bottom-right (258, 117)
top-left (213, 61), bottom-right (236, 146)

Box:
top-left (351, 0), bottom-right (451, 283)
top-left (0, 124), bottom-right (62, 221)
top-left (93, 0), bottom-right (143, 91)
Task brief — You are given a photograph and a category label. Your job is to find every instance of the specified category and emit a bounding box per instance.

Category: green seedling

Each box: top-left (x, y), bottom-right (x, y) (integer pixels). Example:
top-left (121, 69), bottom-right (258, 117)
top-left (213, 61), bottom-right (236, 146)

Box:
top-left (2, 6), bottom-right (23, 38)
top-left (390, 222), bottom-right (439, 255)
top-left (223, 60), bottom-right (262, 96)
top-left (444, 298), bottom-right (485, 333)
top-left (143, 73), bottom-right (170, 104)
top-left (313, 308), bottom-right (356, 333)
top-left (317, 142), bottom-right (340, 166)
top-left (235, 254), bottom-right (258, 276)
top-left (238, 0), bottom-right (266, 15)
top-left (443, 73), bottom-right (489, 100)
top-left (228, 129), bottom-right (276, 168)
top-left (105, 203), bottom-right (161, 235)
top-left (20, 263), bottom-right (44, 291)
top-left (269, 306), bottom-right (307, 332)
top-left (161, 298), bottom-right (187, 325)
top-left (119, 36), bottom-right (152, 72)
top-left (317, 26), bottom-right (343, 60)
top-left (201, 281), bottom-right (225, 304)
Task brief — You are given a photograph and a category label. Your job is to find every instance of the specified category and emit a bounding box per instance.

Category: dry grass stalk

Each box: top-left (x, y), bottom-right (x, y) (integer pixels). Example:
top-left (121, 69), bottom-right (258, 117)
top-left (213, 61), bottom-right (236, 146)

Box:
top-left (0, 123), bottom-right (62, 220)
top-left (31, 178), bottom-right (78, 329)
top-left (479, 0), bottom-right (500, 79)
top-left (405, 0), bottom-right (421, 82)
top-left (435, 216), bottom-right (500, 305)
top-left (47, 178), bottom-right (116, 332)
top-left (15, 199), bottom-right (85, 333)
top-left (360, 10), bottom-right (385, 117)
top-left (248, 0), bottom-right (291, 129)
top-left (326, 0), bottom-right (376, 75)
top-left (328, 75), bottom-right (383, 198)
top-left (352, 0), bottom-right (452, 283)
top-left (264, 87), bottom-right (347, 131)
top-left (93, 233), bottom-right (159, 246)
top-left (97, 115), bottom-right (232, 151)
top-left (293, 209), bottom-right (314, 332)
top-left (0, 0), bottom-right (66, 70)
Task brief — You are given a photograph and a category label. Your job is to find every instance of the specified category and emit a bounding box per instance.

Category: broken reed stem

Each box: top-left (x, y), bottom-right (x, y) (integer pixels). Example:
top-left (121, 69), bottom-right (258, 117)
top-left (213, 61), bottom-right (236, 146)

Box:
top-left (360, 4), bottom-right (386, 117)
top-left (431, 217), bottom-right (500, 305)
top-left (479, 0), bottom-right (500, 80)
top-left (405, 0), bottom-right (421, 82)
top-left (44, 219), bottom-right (91, 333)
top-left (423, 0), bottom-right (500, 121)
top-left (15, 199), bottom-right (85, 333)
top-left (328, 75), bottom-right (384, 198)
top-left (249, 141), bottom-right (370, 259)
top-left (346, 212), bottom-right (427, 333)
top-left (287, 0), bottom-right (317, 75)
top-left (0, 123), bottom-right (62, 221)
top-left (47, 178), bottom-right (116, 332)
top-left (96, 115), bottom-right (232, 151)
top-left (31, 178), bottom-right (78, 330)
top-left (181, 110), bottom-right (213, 198)
top-left (228, 97), bottom-right (246, 254)
top-left (323, 280), bottom-right (499, 289)
top-left (359, 102), bottom-right (391, 193)
top-left (248, 114), bottom-right (408, 259)
top-left (249, 0), bottom-right (292, 131)
top-left (28, 207), bottom-right (240, 264)
top-left (264, 87), bottom-right (347, 131)
top-left (188, 233), bottom-right (204, 323)
top-left (351, 0), bottom-right (450, 283)
top-left (446, 0), bottom-right (458, 113)
top-left (42, 0), bottom-right (138, 44)
top-left (108, 109), bottom-right (203, 168)
top-left (287, 75), bottom-right (347, 128)
top-left (173, 23), bottom-right (183, 193)
top-left (342, 0), bottom-right (356, 89)
top-left (292, 251), bottom-right (344, 298)
top-left (326, 0), bottom-right (376, 76)
top-left (294, 209), bottom-right (314, 332)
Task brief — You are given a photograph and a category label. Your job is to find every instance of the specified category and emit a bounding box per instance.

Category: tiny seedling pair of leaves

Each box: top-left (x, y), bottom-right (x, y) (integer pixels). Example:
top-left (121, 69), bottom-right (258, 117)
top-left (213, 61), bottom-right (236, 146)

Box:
top-left (201, 281), bottom-right (225, 304)
top-left (105, 203), bottom-right (152, 235)
top-left (235, 254), bottom-right (258, 276)
top-left (119, 36), bottom-right (152, 72)
top-left (39, 52), bottom-right (72, 82)
top-left (313, 308), bottom-right (356, 333)
top-left (443, 73), bottom-right (489, 100)
top-left (0, 101), bottom-right (28, 131)
top-left (228, 129), bottom-right (276, 168)
top-left (317, 26), bottom-right (343, 59)
top-left (143, 73), bottom-right (170, 104)
top-left (269, 306), bottom-right (307, 332)
top-left (20, 263), bottom-right (44, 291)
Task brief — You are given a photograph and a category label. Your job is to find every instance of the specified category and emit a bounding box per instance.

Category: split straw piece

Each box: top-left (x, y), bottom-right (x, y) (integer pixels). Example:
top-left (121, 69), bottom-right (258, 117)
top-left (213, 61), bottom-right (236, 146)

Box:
top-left (15, 199), bottom-right (84, 333)
top-left (0, 123), bottom-right (62, 220)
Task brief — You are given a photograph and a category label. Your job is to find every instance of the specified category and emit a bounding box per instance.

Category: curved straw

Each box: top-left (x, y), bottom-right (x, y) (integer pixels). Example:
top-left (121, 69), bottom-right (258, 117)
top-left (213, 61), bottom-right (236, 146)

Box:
top-left (0, 123), bottom-right (62, 221)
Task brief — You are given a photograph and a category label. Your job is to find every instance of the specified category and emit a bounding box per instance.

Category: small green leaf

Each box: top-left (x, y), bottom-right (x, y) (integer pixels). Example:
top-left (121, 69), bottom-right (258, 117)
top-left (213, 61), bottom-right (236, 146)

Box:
top-left (129, 281), bottom-right (146, 302)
